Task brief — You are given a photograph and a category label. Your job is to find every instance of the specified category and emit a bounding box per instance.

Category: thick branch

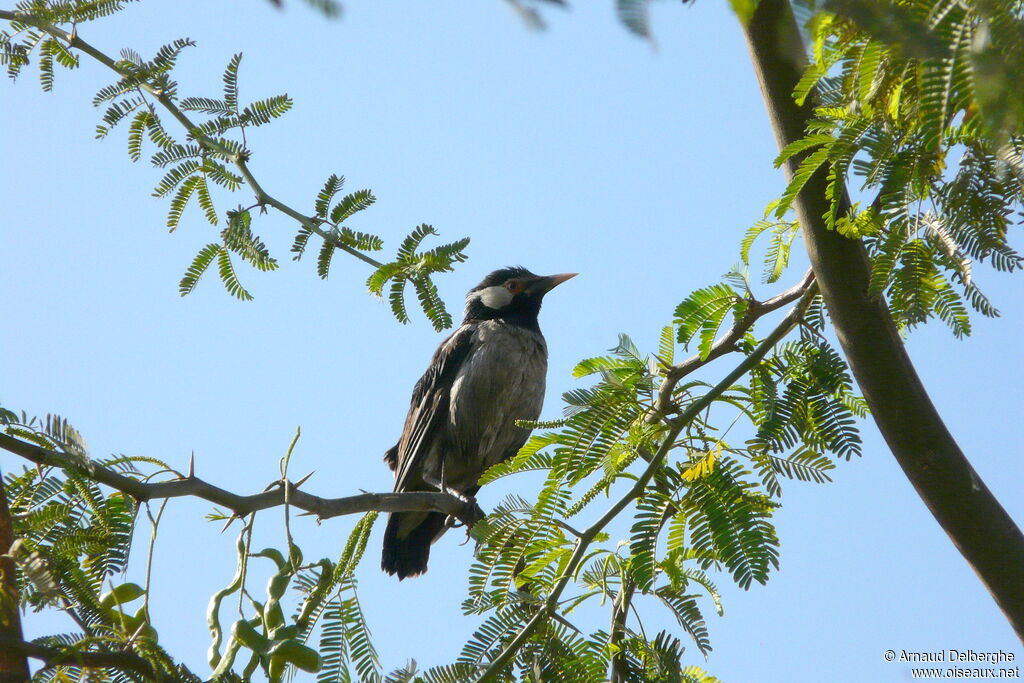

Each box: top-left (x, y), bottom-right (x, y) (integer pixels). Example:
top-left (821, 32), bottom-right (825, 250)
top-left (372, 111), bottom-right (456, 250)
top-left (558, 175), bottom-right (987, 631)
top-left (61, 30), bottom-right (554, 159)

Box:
top-left (0, 477), bottom-right (30, 682)
top-left (0, 433), bottom-right (482, 526)
top-left (0, 8), bottom-right (383, 270)
top-left (0, 636), bottom-right (157, 679)
top-left (477, 288), bottom-right (816, 681)
top-left (742, 0), bottom-right (1024, 640)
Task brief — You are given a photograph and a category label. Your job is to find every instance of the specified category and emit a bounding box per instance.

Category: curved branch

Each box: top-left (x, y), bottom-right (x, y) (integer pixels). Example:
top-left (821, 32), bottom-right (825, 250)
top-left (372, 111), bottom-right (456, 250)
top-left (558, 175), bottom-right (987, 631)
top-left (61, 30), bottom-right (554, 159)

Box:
top-left (0, 433), bottom-right (482, 527)
top-left (741, 0), bottom-right (1024, 641)
top-left (0, 8), bottom-right (383, 270)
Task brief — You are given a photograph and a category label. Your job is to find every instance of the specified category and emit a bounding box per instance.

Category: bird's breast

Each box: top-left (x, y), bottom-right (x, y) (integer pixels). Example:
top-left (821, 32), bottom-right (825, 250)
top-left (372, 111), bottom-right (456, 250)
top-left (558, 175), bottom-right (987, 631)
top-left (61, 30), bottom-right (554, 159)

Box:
top-left (444, 321), bottom-right (548, 479)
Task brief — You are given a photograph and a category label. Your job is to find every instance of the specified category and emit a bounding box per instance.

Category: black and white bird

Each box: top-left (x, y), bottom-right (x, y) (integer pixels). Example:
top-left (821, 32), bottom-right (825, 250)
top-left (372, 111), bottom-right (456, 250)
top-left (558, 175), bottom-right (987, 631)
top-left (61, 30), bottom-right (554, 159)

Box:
top-left (381, 266), bottom-right (576, 579)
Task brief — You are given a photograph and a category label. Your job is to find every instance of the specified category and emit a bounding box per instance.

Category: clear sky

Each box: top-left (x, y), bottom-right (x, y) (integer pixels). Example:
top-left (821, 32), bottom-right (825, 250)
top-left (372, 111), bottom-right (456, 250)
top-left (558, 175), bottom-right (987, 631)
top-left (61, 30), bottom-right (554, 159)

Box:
top-left (2, 1), bottom-right (1022, 681)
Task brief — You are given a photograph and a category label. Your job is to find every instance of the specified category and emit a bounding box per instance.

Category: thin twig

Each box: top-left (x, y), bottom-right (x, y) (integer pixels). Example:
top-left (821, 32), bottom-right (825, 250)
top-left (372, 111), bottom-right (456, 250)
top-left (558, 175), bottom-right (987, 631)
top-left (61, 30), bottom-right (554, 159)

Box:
top-left (141, 498), bottom-right (169, 629)
top-left (280, 427), bottom-right (301, 572)
top-left (653, 268), bottom-right (815, 417)
top-left (0, 8), bottom-right (384, 269)
top-left (237, 515), bottom-right (255, 618)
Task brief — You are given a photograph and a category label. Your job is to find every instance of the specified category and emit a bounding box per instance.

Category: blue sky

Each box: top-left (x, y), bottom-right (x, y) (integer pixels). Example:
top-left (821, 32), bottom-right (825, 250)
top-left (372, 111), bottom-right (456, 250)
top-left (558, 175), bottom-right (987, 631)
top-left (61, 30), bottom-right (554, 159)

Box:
top-left (2, 1), bottom-right (1022, 680)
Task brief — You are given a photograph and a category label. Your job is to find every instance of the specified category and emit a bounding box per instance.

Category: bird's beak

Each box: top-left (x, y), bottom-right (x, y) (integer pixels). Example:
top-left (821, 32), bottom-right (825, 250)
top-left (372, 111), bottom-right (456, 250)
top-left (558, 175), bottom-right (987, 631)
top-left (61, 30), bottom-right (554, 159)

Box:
top-left (533, 272), bottom-right (578, 294)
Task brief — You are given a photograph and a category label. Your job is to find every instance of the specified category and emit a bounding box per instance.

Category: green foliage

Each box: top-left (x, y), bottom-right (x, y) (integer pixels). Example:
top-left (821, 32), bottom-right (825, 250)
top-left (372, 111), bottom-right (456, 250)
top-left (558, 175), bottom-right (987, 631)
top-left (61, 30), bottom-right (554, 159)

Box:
top-left (741, 219), bottom-right (800, 284)
top-left (1, 411), bottom-right (199, 681)
top-left (2, 7), bottom-right (469, 324)
top-left (783, 0), bottom-right (1024, 336)
top-left (0, 410), bottom-right (392, 682)
top-left (674, 284), bottom-right (747, 358)
top-left (465, 309), bottom-right (857, 677)
top-left (6, 1), bottom-right (1022, 680)
top-left (748, 337), bottom-right (864, 463)
top-left (316, 513), bottom-right (382, 683)
top-left (616, 0), bottom-right (653, 40)
top-left (299, 175), bottom-right (382, 281)
top-left (259, 0), bottom-right (342, 16)
top-left (366, 224), bottom-right (471, 332)
top-left (202, 511), bottom-right (384, 683)
top-left (0, 0), bottom-right (131, 86)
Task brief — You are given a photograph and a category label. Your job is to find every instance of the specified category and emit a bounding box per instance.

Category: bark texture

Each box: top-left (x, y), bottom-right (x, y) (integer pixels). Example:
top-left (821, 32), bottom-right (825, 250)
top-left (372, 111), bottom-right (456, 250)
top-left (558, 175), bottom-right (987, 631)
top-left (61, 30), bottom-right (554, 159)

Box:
top-left (742, 0), bottom-right (1024, 641)
top-left (0, 476), bottom-right (30, 682)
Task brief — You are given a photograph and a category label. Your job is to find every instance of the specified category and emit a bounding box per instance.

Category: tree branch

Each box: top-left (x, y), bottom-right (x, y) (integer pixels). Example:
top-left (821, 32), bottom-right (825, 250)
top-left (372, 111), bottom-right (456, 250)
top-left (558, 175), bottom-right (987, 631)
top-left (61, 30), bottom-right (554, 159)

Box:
top-left (477, 287), bottom-right (817, 681)
top-left (0, 635), bottom-right (158, 679)
top-left (652, 268), bottom-right (816, 417)
top-left (0, 8), bottom-right (383, 270)
top-left (607, 578), bottom-right (636, 683)
top-left (0, 476), bottom-right (30, 683)
top-left (0, 433), bottom-right (483, 527)
top-left (741, 0), bottom-right (1024, 641)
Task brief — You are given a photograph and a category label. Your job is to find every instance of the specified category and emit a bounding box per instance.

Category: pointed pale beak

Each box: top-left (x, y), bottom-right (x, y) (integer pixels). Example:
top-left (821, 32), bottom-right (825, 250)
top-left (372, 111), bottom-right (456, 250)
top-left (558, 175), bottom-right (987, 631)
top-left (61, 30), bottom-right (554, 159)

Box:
top-left (548, 273), bottom-right (578, 287)
top-left (533, 272), bottom-right (578, 294)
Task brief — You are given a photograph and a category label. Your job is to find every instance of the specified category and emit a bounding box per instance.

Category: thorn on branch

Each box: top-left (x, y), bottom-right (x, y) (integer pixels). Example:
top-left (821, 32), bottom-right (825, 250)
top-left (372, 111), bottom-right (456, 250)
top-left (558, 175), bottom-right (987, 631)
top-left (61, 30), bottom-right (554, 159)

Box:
top-left (293, 470), bottom-right (315, 488)
top-left (0, 432), bottom-right (488, 525)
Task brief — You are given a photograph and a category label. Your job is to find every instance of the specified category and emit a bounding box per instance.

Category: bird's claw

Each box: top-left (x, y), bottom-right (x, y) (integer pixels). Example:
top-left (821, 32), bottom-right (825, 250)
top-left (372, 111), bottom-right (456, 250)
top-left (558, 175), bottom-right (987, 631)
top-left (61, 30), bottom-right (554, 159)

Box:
top-left (444, 497), bottom-right (484, 537)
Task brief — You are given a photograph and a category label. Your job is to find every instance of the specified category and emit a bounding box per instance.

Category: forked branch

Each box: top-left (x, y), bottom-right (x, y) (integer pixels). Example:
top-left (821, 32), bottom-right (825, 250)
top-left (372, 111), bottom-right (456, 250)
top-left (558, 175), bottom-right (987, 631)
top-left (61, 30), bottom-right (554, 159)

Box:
top-left (652, 268), bottom-right (816, 417)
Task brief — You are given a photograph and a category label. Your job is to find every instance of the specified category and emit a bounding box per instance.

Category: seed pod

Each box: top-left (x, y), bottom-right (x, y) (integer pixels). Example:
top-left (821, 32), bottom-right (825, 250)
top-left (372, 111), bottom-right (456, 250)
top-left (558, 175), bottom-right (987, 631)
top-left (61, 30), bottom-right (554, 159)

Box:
top-left (231, 618), bottom-right (271, 654)
top-left (268, 639), bottom-right (321, 673)
top-left (99, 582), bottom-right (145, 609)
top-left (268, 624), bottom-right (298, 641)
top-left (263, 601), bottom-right (286, 632)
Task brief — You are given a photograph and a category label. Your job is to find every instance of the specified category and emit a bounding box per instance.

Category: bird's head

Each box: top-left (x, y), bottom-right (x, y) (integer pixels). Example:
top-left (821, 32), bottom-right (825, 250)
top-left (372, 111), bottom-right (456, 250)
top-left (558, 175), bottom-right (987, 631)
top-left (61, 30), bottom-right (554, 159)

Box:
top-left (463, 266), bottom-right (577, 328)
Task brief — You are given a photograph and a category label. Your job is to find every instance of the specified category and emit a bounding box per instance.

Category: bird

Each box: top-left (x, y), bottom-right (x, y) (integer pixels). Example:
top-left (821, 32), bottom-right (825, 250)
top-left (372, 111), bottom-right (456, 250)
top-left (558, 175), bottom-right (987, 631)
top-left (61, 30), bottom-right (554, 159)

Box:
top-left (381, 266), bottom-right (577, 579)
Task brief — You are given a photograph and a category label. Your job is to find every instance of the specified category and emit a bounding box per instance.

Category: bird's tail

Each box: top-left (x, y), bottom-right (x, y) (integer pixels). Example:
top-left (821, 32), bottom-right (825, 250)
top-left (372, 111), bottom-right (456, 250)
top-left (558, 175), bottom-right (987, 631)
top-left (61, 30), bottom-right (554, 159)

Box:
top-left (381, 511), bottom-right (448, 579)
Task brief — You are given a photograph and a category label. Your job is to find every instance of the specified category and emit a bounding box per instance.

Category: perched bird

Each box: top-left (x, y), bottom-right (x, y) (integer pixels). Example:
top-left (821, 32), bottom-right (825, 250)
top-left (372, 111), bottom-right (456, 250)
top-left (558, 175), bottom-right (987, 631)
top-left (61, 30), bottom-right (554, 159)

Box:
top-left (381, 266), bottom-right (576, 579)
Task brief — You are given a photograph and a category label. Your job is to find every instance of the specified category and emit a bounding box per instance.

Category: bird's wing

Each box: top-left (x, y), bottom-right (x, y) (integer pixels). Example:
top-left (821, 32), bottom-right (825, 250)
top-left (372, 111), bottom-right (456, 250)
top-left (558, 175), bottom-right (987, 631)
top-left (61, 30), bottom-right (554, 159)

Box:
top-left (392, 323), bottom-right (477, 493)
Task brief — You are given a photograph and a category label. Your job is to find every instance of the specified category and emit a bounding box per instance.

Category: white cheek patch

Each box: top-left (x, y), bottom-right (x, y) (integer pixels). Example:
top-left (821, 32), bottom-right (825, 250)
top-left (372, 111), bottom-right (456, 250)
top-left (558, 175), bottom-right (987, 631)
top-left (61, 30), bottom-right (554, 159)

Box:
top-left (478, 285), bottom-right (513, 310)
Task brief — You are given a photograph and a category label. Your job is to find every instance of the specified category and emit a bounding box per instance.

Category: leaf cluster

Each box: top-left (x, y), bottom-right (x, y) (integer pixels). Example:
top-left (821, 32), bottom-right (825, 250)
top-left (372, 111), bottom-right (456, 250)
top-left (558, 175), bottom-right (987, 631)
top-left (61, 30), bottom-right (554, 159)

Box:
top-left (455, 301), bottom-right (861, 679)
top-left (365, 224), bottom-right (471, 332)
top-left (3, 7), bottom-right (471, 326)
top-left (780, 0), bottom-right (1024, 337)
top-left (2, 1), bottom-right (138, 86)
top-left (2, 411), bottom-right (199, 682)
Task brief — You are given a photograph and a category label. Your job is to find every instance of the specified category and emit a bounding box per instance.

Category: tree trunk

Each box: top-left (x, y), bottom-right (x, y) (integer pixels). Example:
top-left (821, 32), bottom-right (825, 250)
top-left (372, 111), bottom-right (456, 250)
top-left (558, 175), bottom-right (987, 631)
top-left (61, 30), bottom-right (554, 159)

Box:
top-left (740, 0), bottom-right (1024, 641)
top-left (0, 474), bottom-right (30, 682)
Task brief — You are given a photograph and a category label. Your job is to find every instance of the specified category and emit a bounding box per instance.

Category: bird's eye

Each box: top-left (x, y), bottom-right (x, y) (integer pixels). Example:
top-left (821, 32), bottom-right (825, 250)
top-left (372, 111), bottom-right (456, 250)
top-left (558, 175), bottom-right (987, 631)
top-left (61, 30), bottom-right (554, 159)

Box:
top-left (505, 280), bottom-right (525, 293)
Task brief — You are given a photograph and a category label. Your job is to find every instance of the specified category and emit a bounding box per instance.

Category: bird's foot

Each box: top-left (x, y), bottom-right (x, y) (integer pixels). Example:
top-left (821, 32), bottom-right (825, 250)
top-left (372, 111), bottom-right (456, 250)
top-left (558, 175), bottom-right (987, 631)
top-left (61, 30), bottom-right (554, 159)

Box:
top-left (424, 474), bottom-right (473, 505)
top-left (445, 496), bottom-right (485, 543)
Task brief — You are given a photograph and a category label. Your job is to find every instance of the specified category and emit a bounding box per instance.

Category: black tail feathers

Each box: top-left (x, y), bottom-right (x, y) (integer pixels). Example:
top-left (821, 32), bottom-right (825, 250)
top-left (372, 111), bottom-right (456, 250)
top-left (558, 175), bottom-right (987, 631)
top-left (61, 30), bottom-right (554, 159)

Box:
top-left (381, 511), bottom-right (447, 579)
